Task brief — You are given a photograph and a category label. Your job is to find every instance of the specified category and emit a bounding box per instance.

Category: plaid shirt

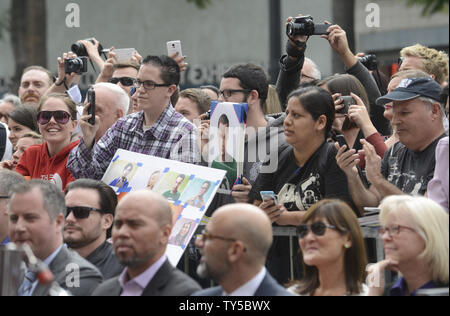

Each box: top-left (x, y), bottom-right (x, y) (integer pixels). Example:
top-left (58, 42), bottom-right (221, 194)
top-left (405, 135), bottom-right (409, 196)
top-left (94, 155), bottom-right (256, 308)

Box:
top-left (67, 105), bottom-right (199, 180)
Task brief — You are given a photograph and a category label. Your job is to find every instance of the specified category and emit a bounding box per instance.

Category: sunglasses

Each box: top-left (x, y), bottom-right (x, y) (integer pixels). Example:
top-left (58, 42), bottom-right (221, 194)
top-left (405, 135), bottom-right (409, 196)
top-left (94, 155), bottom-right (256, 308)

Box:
top-left (109, 77), bottom-right (135, 87)
top-left (66, 206), bottom-right (106, 219)
top-left (296, 222), bottom-right (338, 239)
top-left (37, 111), bottom-right (72, 125)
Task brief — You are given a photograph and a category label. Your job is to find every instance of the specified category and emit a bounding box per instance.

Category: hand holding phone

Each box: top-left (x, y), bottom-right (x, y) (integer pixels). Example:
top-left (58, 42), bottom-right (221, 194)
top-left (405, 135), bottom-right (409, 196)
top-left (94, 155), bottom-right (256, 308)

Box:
top-left (336, 135), bottom-right (348, 152)
top-left (167, 40), bottom-right (183, 57)
top-left (260, 191), bottom-right (278, 205)
top-left (87, 87), bottom-right (96, 125)
top-left (337, 96), bottom-right (355, 115)
top-left (114, 48), bottom-right (136, 62)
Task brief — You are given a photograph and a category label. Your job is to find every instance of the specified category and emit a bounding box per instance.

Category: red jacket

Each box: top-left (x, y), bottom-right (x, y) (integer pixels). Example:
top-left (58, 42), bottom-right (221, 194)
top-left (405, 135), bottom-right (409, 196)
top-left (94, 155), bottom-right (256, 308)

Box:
top-left (16, 141), bottom-right (79, 191)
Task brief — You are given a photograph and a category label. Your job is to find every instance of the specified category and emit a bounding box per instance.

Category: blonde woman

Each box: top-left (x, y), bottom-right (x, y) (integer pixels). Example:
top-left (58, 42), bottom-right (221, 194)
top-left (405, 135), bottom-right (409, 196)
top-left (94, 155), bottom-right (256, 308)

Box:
top-left (368, 195), bottom-right (449, 296)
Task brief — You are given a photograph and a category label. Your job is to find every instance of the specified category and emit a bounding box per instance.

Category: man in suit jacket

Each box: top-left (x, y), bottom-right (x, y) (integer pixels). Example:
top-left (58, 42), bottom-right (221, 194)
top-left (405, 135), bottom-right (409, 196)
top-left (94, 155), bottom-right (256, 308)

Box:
top-left (8, 180), bottom-right (103, 296)
top-left (92, 190), bottom-right (200, 296)
top-left (192, 204), bottom-right (293, 296)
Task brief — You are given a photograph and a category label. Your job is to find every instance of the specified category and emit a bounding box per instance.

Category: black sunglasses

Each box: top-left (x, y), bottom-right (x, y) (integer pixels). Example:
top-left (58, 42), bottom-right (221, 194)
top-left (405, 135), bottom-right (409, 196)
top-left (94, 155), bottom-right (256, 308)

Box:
top-left (109, 77), bottom-right (135, 87)
top-left (37, 111), bottom-right (72, 125)
top-left (296, 222), bottom-right (338, 239)
top-left (66, 206), bottom-right (107, 219)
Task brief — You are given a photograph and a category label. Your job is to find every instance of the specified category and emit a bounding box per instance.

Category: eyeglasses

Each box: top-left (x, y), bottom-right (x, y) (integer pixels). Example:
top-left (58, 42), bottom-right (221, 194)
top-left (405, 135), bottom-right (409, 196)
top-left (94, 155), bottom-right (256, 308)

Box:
top-left (133, 79), bottom-right (172, 91)
top-left (0, 196), bottom-right (9, 199)
top-left (378, 225), bottom-right (416, 237)
top-left (37, 111), bottom-right (72, 125)
top-left (66, 206), bottom-right (107, 219)
top-left (219, 89), bottom-right (252, 99)
top-left (109, 77), bottom-right (135, 87)
top-left (397, 57), bottom-right (404, 67)
top-left (197, 229), bottom-right (238, 243)
top-left (296, 222), bottom-right (338, 239)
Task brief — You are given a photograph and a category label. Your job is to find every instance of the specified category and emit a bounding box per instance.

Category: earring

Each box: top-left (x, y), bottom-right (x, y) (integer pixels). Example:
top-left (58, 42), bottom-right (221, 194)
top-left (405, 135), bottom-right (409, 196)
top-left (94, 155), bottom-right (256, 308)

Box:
top-left (344, 244), bottom-right (350, 249)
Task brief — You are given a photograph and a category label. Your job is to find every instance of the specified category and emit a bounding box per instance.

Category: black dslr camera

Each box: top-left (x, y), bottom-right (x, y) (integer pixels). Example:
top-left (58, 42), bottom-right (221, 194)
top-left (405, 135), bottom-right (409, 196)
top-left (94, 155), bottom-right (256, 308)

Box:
top-left (64, 57), bottom-right (88, 74)
top-left (358, 54), bottom-right (378, 71)
top-left (71, 38), bottom-right (104, 57)
top-left (286, 15), bottom-right (330, 37)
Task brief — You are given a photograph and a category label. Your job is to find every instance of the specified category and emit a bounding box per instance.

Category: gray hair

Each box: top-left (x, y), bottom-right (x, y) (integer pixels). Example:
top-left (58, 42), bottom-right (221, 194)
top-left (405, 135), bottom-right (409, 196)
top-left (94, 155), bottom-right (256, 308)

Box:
top-left (0, 170), bottom-right (26, 196)
top-left (9, 180), bottom-right (66, 220)
top-left (93, 82), bottom-right (130, 115)
top-left (305, 57), bottom-right (322, 80)
top-left (0, 94), bottom-right (21, 107)
top-left (419, 96), bottom-right (446, 120)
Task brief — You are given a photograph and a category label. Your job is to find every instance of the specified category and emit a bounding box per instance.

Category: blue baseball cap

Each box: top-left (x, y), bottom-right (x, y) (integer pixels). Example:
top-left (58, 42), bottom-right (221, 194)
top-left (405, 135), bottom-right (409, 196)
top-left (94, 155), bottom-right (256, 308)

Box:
top-left (376, 77), bottom-right (442, 106)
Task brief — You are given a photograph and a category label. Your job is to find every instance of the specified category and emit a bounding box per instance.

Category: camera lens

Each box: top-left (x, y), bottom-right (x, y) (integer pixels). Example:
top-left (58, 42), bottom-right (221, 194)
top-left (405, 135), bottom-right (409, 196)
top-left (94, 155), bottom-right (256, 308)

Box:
top-left (71, 42), bottom-right (88, 57)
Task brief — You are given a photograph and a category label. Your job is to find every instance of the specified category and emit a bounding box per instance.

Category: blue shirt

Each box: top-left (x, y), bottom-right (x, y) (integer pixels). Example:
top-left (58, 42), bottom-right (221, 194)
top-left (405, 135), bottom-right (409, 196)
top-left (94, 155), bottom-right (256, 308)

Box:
top-left (390, 277), bottom-right (441, 296)
top-left (26, 245), bottom-right (64, 296)
top-left (1, 236), bottom-right (9, 245)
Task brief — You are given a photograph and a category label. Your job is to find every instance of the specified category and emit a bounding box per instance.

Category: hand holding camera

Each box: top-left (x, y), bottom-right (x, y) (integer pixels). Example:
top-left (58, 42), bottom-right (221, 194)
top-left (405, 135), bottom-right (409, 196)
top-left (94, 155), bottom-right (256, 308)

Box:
top-left (75, 38), bottom-right (106, 69)
top-left (53, 51), bottom-right (83, 92)
top-left (286, 15), bottom-right (331, 37)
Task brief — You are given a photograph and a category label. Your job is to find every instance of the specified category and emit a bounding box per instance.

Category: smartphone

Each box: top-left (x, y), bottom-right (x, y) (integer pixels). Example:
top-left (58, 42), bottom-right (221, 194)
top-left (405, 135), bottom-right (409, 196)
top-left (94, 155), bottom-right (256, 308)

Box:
top-left (337, 96), bottom-right (355, 115)
top-left (167, 40), bottom-right (183, 57)
top-left (114, 48), bottom-right (136, 62)
top-left (336, 135), bottom-right (348, 151)
top-left (87, 87), bottom-right (96, 125)
top-left (260, 191), bottom-right (278, 205)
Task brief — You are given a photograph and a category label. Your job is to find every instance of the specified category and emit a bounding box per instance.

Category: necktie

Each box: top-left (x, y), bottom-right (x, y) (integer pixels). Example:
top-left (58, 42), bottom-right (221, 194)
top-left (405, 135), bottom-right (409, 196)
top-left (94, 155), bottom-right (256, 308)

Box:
top-left (18, 270), bottom-right (37, 296)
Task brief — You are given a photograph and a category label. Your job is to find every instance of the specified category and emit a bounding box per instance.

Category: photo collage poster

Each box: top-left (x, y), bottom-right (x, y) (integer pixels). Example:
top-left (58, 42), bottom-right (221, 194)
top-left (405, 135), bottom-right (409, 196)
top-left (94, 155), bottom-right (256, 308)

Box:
top-left (208, 101), bottom-right (248, 194)
top-left (101, 149), bottom-right (226, 266)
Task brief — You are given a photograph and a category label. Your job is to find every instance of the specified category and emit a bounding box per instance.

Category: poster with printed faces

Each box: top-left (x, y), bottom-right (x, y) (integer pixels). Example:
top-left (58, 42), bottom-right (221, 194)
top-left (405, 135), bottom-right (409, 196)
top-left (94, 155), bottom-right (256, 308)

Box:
top-left (208, 101), bottom-right (248, 194)
top-left (101, 149), bottom-right (226, 266)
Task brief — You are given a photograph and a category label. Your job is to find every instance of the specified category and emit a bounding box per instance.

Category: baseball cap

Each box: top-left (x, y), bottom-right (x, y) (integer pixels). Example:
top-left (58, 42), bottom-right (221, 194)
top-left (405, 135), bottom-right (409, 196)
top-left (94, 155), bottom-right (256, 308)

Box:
top-left (376, 77), bottom-right (442, 106)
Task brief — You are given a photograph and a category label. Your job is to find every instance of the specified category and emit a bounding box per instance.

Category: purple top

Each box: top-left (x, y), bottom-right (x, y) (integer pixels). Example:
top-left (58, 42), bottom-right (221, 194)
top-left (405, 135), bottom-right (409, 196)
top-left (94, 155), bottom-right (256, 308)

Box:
top-left (390, 278), bottom-right (443, 296)
top-left (67, 106), bottom-right (199, 180)
top-left (427, 137), bottom-right (449, 213)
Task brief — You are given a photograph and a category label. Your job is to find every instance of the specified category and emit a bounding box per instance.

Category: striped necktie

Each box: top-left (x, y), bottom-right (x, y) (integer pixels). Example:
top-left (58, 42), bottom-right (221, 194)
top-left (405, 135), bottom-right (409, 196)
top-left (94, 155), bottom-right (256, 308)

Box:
top-left (18, 270), bottom-right (37, 296)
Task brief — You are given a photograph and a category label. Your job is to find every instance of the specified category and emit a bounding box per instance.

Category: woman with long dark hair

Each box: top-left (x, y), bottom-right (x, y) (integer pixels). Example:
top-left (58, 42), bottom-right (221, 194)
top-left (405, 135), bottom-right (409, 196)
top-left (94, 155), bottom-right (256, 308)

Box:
top-left (250, 86), bottom-right (355, 284)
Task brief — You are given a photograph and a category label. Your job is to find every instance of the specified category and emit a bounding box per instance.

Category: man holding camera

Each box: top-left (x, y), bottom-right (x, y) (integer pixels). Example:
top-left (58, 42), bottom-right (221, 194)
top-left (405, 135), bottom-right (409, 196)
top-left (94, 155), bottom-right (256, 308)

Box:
top-left (67, 55), bottom-right (199, 180)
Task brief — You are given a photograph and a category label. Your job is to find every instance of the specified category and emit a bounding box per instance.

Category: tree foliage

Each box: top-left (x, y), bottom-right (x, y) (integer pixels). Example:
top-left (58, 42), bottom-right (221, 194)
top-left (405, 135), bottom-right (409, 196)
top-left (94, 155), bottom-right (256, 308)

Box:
top-left (406, 0), bottom-right (449, 16)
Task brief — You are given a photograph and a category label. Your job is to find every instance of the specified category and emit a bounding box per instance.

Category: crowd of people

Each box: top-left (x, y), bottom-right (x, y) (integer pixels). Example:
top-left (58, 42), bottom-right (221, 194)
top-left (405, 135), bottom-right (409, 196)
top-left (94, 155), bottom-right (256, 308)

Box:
top-left (0, 14), bottom-right (449, 297)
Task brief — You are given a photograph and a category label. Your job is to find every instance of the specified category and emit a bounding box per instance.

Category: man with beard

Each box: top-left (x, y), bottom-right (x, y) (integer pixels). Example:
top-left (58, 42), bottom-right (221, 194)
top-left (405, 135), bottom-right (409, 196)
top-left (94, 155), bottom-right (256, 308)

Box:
top-left (64, 179), bottom-right (123, 279)
top-left (192, 204), bottom-right (292, 296)
top-left (18, 66), bottom-right (54, 106)
top-left (92, 190), bottom-right (201, 296)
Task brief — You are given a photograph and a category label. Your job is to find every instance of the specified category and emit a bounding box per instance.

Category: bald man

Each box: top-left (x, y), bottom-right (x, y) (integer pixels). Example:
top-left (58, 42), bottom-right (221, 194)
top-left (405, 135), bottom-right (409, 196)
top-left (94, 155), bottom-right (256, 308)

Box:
top-left (192, 204), bottom-right (293, 296)
top-left (92, 190), bottom-right (201, 296)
